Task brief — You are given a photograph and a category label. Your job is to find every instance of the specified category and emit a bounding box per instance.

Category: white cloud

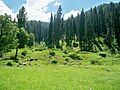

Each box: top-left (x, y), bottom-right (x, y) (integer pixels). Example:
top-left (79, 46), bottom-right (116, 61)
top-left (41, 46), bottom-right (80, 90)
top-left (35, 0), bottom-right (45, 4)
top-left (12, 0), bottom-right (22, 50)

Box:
top-left (1, 0), bottom-right (76, 22)
top-left (0, 0), bottom-right (17, 19)
top-left (53, 2), bottom-right (61, 7)
top-left (24, 0), bottom-right (55, 22)
top-left (64, 10), bottom-right (80, 20)
top-left (0, 0), bottom-right (58, 22)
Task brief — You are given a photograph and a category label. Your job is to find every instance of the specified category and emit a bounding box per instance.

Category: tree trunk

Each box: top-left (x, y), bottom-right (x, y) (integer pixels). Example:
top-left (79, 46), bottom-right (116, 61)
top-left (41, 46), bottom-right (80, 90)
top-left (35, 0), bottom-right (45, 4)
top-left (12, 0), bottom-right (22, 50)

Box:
top-left (15, 46), bottom-right (19, 62)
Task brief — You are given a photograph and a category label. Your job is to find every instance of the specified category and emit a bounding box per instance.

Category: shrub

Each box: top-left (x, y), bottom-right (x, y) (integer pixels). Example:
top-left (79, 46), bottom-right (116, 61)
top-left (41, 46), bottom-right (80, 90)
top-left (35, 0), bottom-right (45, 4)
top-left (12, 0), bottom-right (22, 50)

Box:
top-left (48, 45), bottom-right (53, 49)
top-left (21, 51), bottom-right (27, 56)
top-left (35, 48), bottom-right (43, 51)
top-left (51, 60), bottom-right (57, 64)
top-left (6, 61), bottom-right (12, 66)
top-left (65, 58), bottom-right (69, 62)
top-left (64, 50), bottom-right (68, 54)
top-left (99, 53), bottom-right (107, 58)
top-left (30, 58), bottom-right (38, 61)
top-left (10, 56), bottom-right (16, 60)
top-left (69, 53), bottom-right (82, 60)
top-left (90, 60), bottom-right (101, 65)
top-left (73, 42), bottom-right (78, 47)
top-left (56, 45), bottom-right (62, 49)
top-left (0, 53), bottom-right (3, 58)
top-left (49, 51), bottom-right (55, 56)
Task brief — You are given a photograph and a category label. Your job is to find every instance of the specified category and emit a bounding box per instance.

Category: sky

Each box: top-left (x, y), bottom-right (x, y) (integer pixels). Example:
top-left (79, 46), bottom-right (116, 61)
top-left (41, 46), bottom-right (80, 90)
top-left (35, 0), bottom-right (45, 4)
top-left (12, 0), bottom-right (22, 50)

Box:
top-left (0, 0), bottom-right (120, 22)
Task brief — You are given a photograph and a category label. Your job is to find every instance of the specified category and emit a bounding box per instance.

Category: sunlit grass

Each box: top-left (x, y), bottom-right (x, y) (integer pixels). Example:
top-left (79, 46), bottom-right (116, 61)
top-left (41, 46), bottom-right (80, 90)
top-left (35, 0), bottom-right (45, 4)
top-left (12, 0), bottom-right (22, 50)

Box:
top-left (0, 48), bottom-right (120, 90)
top-left (0, 65), bottom-right (120, 90)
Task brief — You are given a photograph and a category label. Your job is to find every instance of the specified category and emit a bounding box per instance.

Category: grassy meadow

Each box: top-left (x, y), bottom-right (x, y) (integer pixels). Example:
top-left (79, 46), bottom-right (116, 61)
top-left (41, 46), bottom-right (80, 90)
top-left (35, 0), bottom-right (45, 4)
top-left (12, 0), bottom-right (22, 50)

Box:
top-left (0, 47), bottom-right (120, 90)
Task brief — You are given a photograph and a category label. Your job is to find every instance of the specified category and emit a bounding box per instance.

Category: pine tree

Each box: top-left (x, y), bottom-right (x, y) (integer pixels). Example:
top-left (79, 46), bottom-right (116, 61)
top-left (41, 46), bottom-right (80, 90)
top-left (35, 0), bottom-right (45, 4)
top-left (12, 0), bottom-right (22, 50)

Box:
top-left (85, 8), bottom-right (95, 51)
top-left (113, 3), bottom-right (120, 50)
top-left (98, 6), bottom-right (107, 36)
top-left (65, 18), bottom-right (71, 47)
top-left (17, 6), bottom-right (27, 28)
top-left (93, 7), bottom-right (99, 36)
top-left (105, 2), bottom-right (117, 54)
top-left (79, 8), bottom-right (85, 50)
top-left (48, 13), bottom-right (53, 48)
top-left (15, 6), bottom-right (27, 59)
top-left (53, 5), bottom-right (63, 48)
top-left (60, 17), bottom-right (65, 47)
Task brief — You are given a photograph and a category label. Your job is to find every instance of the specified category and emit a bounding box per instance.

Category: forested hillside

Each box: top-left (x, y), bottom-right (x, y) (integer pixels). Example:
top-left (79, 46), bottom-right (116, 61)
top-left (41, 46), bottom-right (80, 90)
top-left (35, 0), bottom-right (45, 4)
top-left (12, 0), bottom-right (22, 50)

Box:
top-left (24, 2), bottom-right (120, 54)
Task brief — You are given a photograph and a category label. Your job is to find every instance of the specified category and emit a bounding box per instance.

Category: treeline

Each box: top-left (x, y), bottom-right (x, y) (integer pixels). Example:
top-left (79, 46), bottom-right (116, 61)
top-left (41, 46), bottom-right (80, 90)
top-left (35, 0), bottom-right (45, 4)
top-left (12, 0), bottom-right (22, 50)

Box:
top-left (0, 7), bottom-right (35, 59)
top-left (26, 21), bottom-right (49, 43)
top-left (0, 2), bottom-right (120, 56)
top-left (47, 2), bottom-right (120, 53)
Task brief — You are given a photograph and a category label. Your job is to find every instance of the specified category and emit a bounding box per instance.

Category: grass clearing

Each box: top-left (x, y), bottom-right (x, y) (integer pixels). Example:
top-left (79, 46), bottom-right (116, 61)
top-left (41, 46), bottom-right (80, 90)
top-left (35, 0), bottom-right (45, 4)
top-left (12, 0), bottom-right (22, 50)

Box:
top-left (0, 48), bottom-right (120, 90)
top-left (0, 65), bottom-right (120, 90)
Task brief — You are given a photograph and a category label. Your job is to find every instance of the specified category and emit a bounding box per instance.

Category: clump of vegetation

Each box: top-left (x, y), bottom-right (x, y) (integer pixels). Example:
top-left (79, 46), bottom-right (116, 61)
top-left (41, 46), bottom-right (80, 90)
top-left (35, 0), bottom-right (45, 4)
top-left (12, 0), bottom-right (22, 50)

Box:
top-left (56, 45), bottom-right (62, 49)
top-left (35, 48), bottom-right (43, 51)
top-left (51, 60), bottom-right (57, 64)
top-left (64, 50), bottom-right (68, 54)
top-left (65, 58), bottom-right (69, 62)
top-left (21, 51), bottom-right (27, 56)
top-left (0, 53), bottom-right (3, 58)
top-left (90, 60), bottom-right (101, 65)
top-left (73, 42), bottom-right (79, 47)
top-left (99, 53), bottom-right (107, 58)
top-left (69, 53), bottom-right (82, 60)
top-left (10, 56), bottom-right (16, 60)
top-left (6, 61), bottom-right (13, 66)
top-left (30, 58), bottom-right (38, 61)
top-left (49, 51), bottom-right (55, 56)
top-left (27, 33), bottom-right (35, 47)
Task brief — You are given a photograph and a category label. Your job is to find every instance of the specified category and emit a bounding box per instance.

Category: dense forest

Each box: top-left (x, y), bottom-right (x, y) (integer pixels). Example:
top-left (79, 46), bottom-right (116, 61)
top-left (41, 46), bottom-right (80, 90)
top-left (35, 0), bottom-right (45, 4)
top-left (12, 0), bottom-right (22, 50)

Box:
top-left (47, 2), bottom-right (120, 53)
top-left (0, 2), bottom-right (120, 57)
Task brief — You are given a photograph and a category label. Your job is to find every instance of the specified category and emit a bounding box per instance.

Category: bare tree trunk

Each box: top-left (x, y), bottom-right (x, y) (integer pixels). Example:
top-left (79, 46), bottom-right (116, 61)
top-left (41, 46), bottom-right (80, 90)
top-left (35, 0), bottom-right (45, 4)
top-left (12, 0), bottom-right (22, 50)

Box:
top-left (14, 46), bottom-right (19, 62)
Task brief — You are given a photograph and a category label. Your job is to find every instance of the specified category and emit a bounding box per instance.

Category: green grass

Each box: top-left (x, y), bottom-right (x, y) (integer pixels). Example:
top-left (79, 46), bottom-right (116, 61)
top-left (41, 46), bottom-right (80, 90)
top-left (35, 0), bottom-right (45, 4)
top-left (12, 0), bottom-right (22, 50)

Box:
top-left (0, 65), bottom-right (120, 90)
top-left (0, 48), bottom-right (120, 90)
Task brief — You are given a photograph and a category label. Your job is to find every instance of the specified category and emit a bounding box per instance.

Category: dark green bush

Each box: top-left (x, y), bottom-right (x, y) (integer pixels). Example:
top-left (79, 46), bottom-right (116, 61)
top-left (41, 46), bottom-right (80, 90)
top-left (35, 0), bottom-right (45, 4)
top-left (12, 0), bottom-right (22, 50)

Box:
top-left (21, 51), bottom-right (27, 56)
top-left (64, 50), bottom-right (68, 54)
top-left (90, 60), bottom-right (101, 65)
top-left (10, 56), bottom-right (16, 60)
top-left (99, 53), bottom-right (107, 58)
top-left (51, 60), bottom-right (57, 64)
top-left (69, 53), bottom-right (82, 60)
top-left (6, 61), bottom-right (12, 66)
top-left (73, 42), bottom-right (78, 47)
top-left (65, 58), bottom-right (69, 62)
top-left (35, 48), bottom-right (43, 51)
top-left (56, 45), bottom-right (62, 49)
top-left (30, 58), bottom-right (38, 61)
top-left (0, 53), bottom-right (3, 58)
top-left (49, 51), bottom-right (55, 56)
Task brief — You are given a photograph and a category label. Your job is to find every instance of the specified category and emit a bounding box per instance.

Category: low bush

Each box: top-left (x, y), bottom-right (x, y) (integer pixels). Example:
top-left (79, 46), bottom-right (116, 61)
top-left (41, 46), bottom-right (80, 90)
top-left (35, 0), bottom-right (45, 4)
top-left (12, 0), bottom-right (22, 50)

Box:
top-left (30, 58), bottom-right (38, 61)
top-left (21, 51), bottom-right (27, 56)
top-left (0, 53), bottom-right (3, 58)
top-left (64, 50), bottom-right (68, 54)
top-left (56, 45), bottom-right (62, 49)
top-left (99, 53), bottom-right (107, 58)
top-left (6, 61), bottom-right (12, 66)
top-left (65, 58), bottom-right (69, 61)
top-left (51, 60), bottom-right (57, 64)
top-left (49, 51), bottom-right (55, 56)
top-left (90, 60), bottom-right (101, 65)
top-left (73, 42), bottom-right (79, 47)
top-left (69, 53), bottom-right (82, 60)
top-left (35, 48), bottom-right (43, 51)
